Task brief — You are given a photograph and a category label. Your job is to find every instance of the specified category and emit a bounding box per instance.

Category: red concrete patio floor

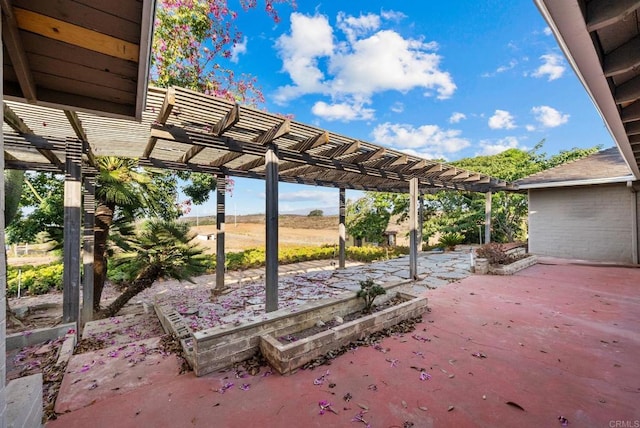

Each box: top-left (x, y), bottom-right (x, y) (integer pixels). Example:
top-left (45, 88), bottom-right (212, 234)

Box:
top-left (47, 262), bottom-right (640, 427)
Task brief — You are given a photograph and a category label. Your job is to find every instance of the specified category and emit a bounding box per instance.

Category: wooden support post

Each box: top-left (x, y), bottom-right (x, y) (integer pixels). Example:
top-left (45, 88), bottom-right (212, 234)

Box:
top-left (81, 176), bottom-right (95, 325)
top-left (339, 188), bottom-right (346, 269)
top-left (265, 146), bottom-right (279, 312)
top-left (417, 193), bottom-right (424, 251)
top-left (0, 21), bottom-right (7, 422)
top-left (215, 175), bottom-right (226, 293)
top-left (409, 178), bottom-right (419, 280)
top-left (485, 191), bottom-right (492, 244)
top-left (63, 138), bottom-right (82, 324)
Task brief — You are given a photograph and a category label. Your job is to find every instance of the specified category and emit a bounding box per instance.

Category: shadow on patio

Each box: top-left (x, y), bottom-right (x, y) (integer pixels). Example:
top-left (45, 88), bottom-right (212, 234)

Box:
top-left (47, 261), bottom-right (640, 427)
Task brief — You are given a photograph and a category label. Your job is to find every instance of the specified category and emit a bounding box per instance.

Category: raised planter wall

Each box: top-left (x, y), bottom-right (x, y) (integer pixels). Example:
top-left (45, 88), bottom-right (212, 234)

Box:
top-left (155, 284), bottom-right (418, 377)
top-left (489, 255), bottom-right (537, 275)
top-left (260, 292), bottom-right (428, 374)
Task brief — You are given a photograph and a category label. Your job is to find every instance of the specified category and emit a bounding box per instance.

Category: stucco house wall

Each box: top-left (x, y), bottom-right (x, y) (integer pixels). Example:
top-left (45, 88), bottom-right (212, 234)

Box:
top-left (528, 183), bottom-right (637, 263)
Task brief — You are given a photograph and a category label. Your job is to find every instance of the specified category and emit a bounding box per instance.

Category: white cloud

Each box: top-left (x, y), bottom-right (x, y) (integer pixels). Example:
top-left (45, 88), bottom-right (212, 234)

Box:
top-left (482, 59), bottom-right (517, 77)
top-left (280, 189), bottom-right (336, 203)
top-left (476, 136), bottom-right (523, 156)
top-left (449, 112), bottom-right (466, 124)
top-left (390, 102), bottom-right (404, 113)
top-left (381, 9), bottom-right (407, 22)
top-left (488, 110), bottom-right (516, 130)
top-left (372, 122), bottom-right (470, 160)
top-left (274, 13), bottom-right (334, 102)
top-left (532, 53), bottom-right (565, 81)
top-left (337, 12), bottom-right (380, 43)
top-left (274, 12), bottom-right (456, 119)
top-left (311, 100), bottom-right (374, 121)
top-left (543, 27), bottom-right (552, 36)
top-left (531, 105), bottom-right (569, 127)
top-left (230, 37), bottom-right (248, 63)
top-left (525, 124), bottom-right (536, 132)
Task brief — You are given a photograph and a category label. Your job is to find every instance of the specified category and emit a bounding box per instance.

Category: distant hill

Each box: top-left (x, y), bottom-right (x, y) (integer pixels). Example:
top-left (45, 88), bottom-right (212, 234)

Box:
top-left (180, 214), bottom-right (339, 230)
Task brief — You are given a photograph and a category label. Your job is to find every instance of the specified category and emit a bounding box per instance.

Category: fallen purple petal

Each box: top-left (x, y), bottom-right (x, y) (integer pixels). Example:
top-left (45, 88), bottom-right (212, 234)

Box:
top-left (419, 371), bottom-right (432, 381)
top-left (240, 383), bottom-right (250, 391)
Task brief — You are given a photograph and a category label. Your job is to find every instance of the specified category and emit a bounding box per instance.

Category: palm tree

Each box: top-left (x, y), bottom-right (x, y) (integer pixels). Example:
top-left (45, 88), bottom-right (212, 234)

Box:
top-left (94, 157), bottom-right (167, 311)
top-left (100, 219), bottom-right (207, 317)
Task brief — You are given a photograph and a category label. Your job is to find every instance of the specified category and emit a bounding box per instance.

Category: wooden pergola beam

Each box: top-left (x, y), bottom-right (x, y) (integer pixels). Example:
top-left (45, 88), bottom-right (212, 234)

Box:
top-left (64, 110), bottom-right (96, 167)
top-left (236, 156), bottom-right (265, 171)
top-left (290, 131), bottom-right (329, 153)
top-left (3, 102), bottom-right (64, 170)
top-left (253, 119), bottom-right (290, 145)
top-left (615, 74), bottom-right (640, 105)
top-left (179, 103), bottom-right (241, 163)
top-left (621, 100), bottom-right (640, 123)
top-left (210, 151), bottom-right (244, 167)
top-left (625, 121), bottom-right (640, 136)
top-left (319, 140), bottom-right (360, 159)
top-left (586, 0), bottom-right (640, 32)
top-left (351, 147), bottom-right (386, 164)
top-left (142, 87), bottom-right (175, 158)
top-left (1, 0), bottom-right (37, 101)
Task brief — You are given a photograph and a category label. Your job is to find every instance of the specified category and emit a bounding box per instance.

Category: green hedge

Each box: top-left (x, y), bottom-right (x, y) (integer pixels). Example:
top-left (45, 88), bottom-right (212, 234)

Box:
top-left (7, 262), bottom-right (63, 297)
top-left (8, 245), bottom-right (410, 295)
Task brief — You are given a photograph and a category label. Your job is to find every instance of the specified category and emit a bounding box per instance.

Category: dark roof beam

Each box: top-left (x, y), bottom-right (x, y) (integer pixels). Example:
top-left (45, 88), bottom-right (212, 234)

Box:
top-left (178, 103), bottom-right (240, 163)
top-left (586, 0), bottom-right (640, 32)
top-left (603, 35), bottom-right (640, 77)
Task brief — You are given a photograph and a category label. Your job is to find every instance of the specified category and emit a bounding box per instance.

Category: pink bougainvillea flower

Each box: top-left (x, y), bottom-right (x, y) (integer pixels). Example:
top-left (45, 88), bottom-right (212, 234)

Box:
top-left (419, 371), bottom-right (432, 381)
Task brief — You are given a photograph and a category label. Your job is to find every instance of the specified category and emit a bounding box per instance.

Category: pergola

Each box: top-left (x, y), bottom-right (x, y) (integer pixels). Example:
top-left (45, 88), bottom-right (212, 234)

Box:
top-left (3, 85), bottom-right (516, 323)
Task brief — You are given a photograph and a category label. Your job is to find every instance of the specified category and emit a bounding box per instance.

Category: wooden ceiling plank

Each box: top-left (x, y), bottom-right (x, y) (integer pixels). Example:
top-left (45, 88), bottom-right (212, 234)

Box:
top-left (210, 151), bottom-right (244, 167)
top-left (143, 88), bottom-right (175, 158)
top-left (64, 110), bottom-right (96, 167)
top-left (586, 0), bottom-right (640, 32)
top-left (625, 120), bottom-right (640, 135)
top-left (1, 0), bottom-right (37, 101)
top-left (290, 131), bottom-right (329, 153)
top-left (14, 8), bottom-right (139, 62)
top-left (237, 157), bottom-right (265, 171)
top-left (252, 119), bottom-right (291, 145)
top-left (603, 35), bottom-right (640, 77)
top-left (615, 74), bottom-right (640, 104)
top-left (621, 100), bottom-right (640, 123)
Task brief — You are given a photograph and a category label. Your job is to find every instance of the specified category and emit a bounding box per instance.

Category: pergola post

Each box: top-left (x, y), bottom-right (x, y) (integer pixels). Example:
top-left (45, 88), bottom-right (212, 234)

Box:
top-left (63, 138), bottom-right (83, 324)
top-left (215, 175), bottom-right (226, 293)
top-left (417, 193), bottom-right (424, 251)
top-left (485, 191), bottom-right (492, 244)
top-left (409, 177), bottom-right (419, 280)
top-left (265, 146), bottom-right (279, 312)
top-left (0, 23), bottom-right (6, 420)
top-left (338, 188), bottom-right (346, 269)
top-left (81, 176), bottom-right (95, 325)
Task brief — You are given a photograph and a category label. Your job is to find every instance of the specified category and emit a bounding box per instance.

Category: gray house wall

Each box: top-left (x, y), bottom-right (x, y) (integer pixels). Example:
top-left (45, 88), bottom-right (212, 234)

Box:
top-left (528, 184), bottom-right (638, 263)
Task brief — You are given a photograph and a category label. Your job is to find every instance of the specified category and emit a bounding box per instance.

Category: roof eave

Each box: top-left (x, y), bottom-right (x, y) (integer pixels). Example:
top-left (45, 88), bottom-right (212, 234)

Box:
top-left (534, 0), bottom-right (640, 179)
top-left (517, 175), bottom-right (634, 190)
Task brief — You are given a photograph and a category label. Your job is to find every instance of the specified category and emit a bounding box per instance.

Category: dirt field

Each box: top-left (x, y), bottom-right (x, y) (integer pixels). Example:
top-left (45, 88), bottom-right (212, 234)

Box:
top-left (191, 215), bottom-right (339, 253)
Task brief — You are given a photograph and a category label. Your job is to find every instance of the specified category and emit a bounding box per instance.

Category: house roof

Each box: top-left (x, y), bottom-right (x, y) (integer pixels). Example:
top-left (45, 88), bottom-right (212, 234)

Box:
top-left (1, 0), bottom-right (156, 120)
top-left (534, 0), bottom-right (640, 179)
top-left (516, 147), bottom-right (634, 189)
top-left (3, 86), bottom-right (517, 194)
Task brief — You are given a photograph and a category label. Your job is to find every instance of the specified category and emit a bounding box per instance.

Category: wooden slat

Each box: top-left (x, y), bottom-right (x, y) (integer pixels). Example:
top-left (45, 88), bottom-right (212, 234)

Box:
top-left (351, 147), bottom-right (386, 164)
top-left (586, 0), bottom-right (640, 32)
top-left (621, 100), bottom-right (640, 123)
top-left (4, 102), bottom-right (64, 170)
top-left (64, 110), bottom-right (96, 167)
top-left (615, 74), bottom-right (640, 104)
top-left (178, 104), bottom-right (240, 163)
top-left (14, 8), bottom-right (140, 62)
top-left (1, 0), bottom-right (37, 101)
top-left (290, 131), bottom-right (329, 153)
top-left (142, 88), bottom-right (175, 158)
top-left (603, 35), bottom-right (640, 77)
top-left (626, 121), bottom-right (640, 135)
top-left (252, 119), bottom-right (290, 145)
top-left (210, 152), bottom-right (244, 167)
top-left (236, 157), bottom-right (265, 171)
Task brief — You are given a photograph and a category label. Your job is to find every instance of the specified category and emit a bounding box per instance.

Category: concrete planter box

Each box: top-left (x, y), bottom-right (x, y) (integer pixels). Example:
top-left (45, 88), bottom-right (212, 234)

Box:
top-left (259, 292), bottom-right (429, 375)
top-left (155, 283), bottom-right (424, 377)
top-left (489, 254), bottom-right (537, 275)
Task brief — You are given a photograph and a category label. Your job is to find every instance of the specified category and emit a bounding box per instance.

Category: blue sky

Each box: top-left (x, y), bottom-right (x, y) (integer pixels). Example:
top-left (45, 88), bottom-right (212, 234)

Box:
top-left (183, 1), bottom-right (614, 217)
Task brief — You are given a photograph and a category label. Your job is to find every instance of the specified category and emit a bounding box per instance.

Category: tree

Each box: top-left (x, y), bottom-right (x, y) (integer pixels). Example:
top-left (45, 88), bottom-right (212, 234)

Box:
top-left (308, 209), bottom-right (323, 217)
top-left (100, 220), bottom-right (207, 317)
top-left (93, 157), bottom-right (180, 311)
top-left (346, 194), bottom-right (392, 245)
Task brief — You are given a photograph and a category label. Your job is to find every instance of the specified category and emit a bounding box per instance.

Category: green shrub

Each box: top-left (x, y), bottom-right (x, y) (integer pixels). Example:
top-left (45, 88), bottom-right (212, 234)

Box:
top-left (438, 232), bottom-right (464, 250)
top-left (356, 278), bottom-right (386, 313)
top-left (7, 262), bottom-right (63, 297)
